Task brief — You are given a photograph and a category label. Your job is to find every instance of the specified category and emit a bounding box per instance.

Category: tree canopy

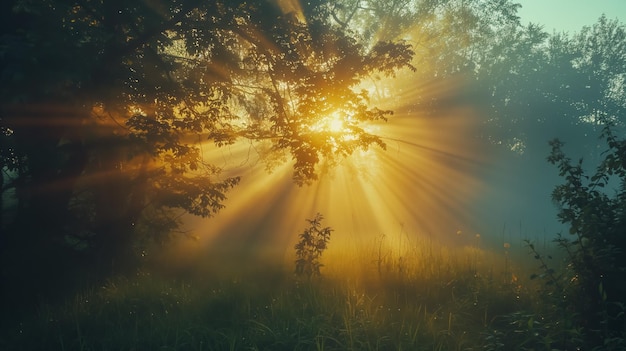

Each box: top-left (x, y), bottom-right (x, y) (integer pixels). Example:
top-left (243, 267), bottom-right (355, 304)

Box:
top-left (0, 0), bottom-right (413, 304)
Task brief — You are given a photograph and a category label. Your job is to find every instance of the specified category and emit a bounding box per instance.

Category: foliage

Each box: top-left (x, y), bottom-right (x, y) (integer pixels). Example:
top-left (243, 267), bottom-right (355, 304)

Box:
top-left (2, 1), bottom-right (626, 344)
top-left (330, 1), bottom-right (626, 161)
top-left (465, 12), bottom-right (626, 160)
top-left (516, 127), bottom-right (626, 350)
top-left (483, 125), bottom-right (626, 350)
top-left (294, 213), bottom-right (333, 278)
top-left (0, 0), bottom-right (413, 305)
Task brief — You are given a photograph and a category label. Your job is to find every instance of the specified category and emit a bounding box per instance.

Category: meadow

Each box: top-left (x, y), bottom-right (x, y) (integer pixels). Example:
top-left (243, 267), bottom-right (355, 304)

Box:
top-left (0, 233), bottom-right (579, 351)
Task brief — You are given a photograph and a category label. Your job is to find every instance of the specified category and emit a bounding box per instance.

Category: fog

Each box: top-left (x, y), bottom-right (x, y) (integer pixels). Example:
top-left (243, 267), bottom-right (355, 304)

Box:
top-left (2, 0), bottom-right (625, 311)
top-left (158, 75), bottom-right (590, 273)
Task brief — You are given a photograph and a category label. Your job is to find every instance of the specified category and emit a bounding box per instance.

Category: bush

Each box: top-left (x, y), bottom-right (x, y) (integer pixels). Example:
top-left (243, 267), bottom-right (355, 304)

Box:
top-left (544, 124), bottom-right (626, 348)
top-left (294, 213), bottom-right (333, 278)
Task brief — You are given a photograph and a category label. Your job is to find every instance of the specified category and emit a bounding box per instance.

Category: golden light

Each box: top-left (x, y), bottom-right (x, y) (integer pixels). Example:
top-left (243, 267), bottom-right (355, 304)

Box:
top-left (153, 2), bottom-right (492, 279)
top-left (327, 115), bottom-right (343, 133)
top-left (157, 74), bottom-right (490, 279)
top-left (275, 0), bottom-right (305, 23)
top-left (308, 111), bottom-right (359, 143)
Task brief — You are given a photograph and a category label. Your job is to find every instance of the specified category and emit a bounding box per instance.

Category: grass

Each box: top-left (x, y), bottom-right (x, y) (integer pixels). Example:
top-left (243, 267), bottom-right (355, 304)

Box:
top-left (1, 236), bottom-right (562, 351)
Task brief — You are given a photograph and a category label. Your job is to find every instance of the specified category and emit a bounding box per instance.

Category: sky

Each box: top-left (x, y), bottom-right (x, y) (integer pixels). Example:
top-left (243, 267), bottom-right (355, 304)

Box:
top-left (516, 0), bottom-right (626, 33)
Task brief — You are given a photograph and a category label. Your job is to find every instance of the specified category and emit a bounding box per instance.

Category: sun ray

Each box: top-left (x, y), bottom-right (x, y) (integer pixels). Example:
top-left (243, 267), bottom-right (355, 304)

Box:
top-left (157, 70), bottom-right (490, 277)
top-left (153, 2), bottom-right (492, 276)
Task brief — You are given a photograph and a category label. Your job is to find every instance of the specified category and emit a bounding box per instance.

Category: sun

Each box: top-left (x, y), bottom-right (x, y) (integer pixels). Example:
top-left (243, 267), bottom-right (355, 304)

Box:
top-left (327, 116), bottom-right (344, 133)
top-left (308, 111), bottom-right (362, 145)
top-left (310, 111), bottom-right (348, 133)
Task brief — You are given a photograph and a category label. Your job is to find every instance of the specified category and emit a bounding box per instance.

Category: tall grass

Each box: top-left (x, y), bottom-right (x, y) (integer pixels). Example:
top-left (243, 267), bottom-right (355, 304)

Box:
top-left (1, 235), bottom-right (553, 351)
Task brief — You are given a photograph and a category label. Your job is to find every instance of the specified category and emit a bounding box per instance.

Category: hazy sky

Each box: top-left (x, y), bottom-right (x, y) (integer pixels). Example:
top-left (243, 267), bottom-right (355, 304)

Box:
top-left (516, 0), bottom-right (626, 33)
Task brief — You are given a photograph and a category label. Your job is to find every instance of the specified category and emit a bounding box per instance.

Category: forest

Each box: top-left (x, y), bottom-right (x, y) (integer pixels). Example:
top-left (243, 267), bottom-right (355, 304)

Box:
top-left (1, 0), bottom-right (626, 349)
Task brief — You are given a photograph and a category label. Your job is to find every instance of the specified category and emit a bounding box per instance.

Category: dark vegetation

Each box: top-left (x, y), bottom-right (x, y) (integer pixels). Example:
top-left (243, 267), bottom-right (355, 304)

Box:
top-left (0, 0), bottom-right (413, 309)
top-left (1, 0), bottom-right (626, 349)
top-left (294, 213), bottom-right (333, 278)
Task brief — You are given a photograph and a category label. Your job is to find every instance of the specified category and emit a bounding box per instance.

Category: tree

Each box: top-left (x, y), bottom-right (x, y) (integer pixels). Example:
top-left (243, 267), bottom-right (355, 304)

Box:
top-left (473, 15), bottom-right (626, 159)
top-left (0, 0), bottom-right (413, 307)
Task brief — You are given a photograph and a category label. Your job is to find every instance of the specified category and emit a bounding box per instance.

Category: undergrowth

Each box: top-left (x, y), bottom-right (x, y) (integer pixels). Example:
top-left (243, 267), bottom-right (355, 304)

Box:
top-left (1, 236), bottom-right (549, 351)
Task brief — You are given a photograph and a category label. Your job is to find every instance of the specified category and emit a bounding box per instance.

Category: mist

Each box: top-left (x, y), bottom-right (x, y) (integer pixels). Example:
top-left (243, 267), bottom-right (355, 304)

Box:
top-left (2, 1), bottom-right (626, 349)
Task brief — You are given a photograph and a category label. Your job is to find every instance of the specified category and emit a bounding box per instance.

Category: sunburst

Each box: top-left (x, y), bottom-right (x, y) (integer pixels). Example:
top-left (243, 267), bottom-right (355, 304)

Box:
top-left (155, 2), bottom-right (490, 276)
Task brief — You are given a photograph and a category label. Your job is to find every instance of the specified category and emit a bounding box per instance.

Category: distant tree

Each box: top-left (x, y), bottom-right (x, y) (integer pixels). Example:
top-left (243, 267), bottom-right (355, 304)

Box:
top-left (329, 0), bottom-right (421, 42)
top-left (326, 2), bottom-right (626, 161)
top-left (0, 0), bottom-right (413, 305)
top-left (475, 15), bottom-right (626, 160)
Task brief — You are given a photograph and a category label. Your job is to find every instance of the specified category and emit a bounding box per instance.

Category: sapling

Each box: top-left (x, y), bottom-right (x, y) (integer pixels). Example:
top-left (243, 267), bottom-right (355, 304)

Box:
top-left (294, 213), bottom-right (333, 278)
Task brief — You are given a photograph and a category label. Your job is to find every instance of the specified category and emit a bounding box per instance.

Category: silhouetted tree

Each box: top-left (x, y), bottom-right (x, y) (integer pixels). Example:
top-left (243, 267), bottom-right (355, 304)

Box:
top-left (0, 0), bottom-right (413, 308)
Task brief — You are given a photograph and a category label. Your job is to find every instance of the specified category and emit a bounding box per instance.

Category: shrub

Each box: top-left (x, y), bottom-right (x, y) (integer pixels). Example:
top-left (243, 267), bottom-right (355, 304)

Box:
top-left (544, 124), bottom-right (626, 348)
top-left (294, 213), bottom-right (333, 278)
